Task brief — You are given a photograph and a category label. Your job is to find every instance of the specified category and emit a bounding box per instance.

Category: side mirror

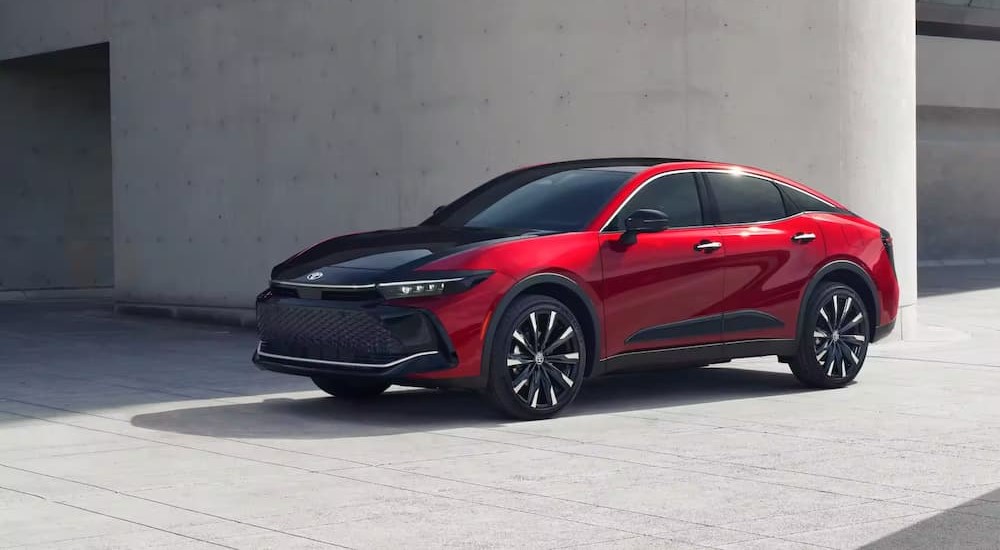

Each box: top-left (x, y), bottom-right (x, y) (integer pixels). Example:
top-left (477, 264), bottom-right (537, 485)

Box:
top-left (620, 209), bottom-right (669, 245)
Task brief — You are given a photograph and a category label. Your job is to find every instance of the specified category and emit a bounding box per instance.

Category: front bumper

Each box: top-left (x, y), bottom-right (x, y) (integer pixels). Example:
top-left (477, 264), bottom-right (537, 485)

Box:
top-left (252, 290), bottom-right (457, 379)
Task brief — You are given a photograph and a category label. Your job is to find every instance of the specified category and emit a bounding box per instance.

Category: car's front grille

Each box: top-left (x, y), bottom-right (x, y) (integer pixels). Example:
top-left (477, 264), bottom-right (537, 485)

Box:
top-left (257, 301), bottom-right (407, 365)
top-left (268, 283), bottom-right (381, 301)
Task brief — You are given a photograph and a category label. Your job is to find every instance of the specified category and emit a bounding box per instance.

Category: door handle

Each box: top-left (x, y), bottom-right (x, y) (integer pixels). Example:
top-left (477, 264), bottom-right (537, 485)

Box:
top-left (792, 232), bottom-right (817, 243)
top-left (694, 240), bottom-right (723, 253)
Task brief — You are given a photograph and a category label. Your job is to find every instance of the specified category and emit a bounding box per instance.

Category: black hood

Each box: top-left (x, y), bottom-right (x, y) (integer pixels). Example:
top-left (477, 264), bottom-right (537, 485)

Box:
top-left (271, 226), bottom-right (533, 285)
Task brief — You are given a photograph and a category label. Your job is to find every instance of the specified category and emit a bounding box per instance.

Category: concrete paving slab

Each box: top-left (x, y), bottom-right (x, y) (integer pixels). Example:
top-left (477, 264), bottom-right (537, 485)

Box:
top-left (720, 501), bottom-right (932, 538)
top-left (0, 499), bottom-right (145, 548)
top-left (664, 525), bottom-right (767, 547)
top-left (290, 501), bottom-right (631, 550)
top-left (561, 537), bottom-right (708, 549)
top-left (3, 267), bottom-right (1000, 548)
top-left (719, 538), bottom-right (831, 550)
top-left (335, 465), bottom-right (695, 536)
top-left (6, 530), bottom-right (223, 550)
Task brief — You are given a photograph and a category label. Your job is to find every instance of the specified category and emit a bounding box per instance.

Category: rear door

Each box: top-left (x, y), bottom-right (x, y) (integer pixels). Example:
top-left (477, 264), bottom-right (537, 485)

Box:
top-left (599, 172), bottom-right (727, 357)
top-left (703, 171), bottom-right (826, 342)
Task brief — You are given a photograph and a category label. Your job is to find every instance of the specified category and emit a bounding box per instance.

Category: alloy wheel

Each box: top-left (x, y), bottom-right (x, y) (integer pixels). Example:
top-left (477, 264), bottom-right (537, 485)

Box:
top-left (506, 309), bottom-right (581, 409)
top-left (813, 293), bottom-right (868, 378)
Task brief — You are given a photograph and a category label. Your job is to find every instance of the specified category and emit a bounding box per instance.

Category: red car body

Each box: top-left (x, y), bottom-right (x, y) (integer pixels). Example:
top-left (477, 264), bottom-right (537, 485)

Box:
top-left (254, 158), bottom-right (898, 417)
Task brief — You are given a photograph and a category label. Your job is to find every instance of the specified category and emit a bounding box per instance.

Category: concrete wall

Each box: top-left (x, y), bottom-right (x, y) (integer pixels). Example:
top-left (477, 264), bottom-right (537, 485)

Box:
top-left (0, 0), bottom-right (917, 333)
top-left (0, 45), bottom-right (113, 292)
top-left (102, 0), bottom-right (916, 318)
top-left (917, 35), bottom-right (1000, 261)
top-left (0, 0), bottom-right (108, 60)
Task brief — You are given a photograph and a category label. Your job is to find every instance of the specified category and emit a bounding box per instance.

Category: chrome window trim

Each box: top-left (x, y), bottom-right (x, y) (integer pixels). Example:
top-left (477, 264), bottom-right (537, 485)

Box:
top-left (600, 169), bottom-right (704, 232)
top-left (599, 168), bottom-right (837, 232)
top-left (271, 280), bottom-right (377, 290)
top-left (256, 342), bottom-right (438, 369)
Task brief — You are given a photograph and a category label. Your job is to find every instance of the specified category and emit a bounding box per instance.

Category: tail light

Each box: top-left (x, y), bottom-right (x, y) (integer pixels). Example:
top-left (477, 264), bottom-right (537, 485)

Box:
top-left (880, 227), bottom-right (895, 273)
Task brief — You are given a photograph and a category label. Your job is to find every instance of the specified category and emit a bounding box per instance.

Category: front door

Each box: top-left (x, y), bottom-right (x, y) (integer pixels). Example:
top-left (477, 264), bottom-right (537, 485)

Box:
top-left (599, 172), bottom-right (727, 358)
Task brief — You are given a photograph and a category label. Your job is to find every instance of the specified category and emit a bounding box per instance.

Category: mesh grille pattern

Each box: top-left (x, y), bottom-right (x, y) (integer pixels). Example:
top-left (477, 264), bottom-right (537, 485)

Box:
top-left (257, 302), bottom-right (406, 364)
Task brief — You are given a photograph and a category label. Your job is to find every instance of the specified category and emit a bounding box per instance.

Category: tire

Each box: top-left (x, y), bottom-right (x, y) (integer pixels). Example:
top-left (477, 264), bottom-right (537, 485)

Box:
top-left (311, 376), bottom-right (391, 400)
top-left (485, 294), bottom-right (587, 420)
top-left (789, 282), bottom-right (871, 389)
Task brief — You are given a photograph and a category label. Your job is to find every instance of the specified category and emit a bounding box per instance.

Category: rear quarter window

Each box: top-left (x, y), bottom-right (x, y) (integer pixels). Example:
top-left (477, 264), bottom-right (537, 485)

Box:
top-left (781, 185), bottom-right (839, 214)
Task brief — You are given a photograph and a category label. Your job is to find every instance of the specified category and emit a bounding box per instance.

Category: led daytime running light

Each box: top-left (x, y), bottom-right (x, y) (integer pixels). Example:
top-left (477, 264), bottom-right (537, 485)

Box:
top-left (377, 277), bottom-right (465, 299)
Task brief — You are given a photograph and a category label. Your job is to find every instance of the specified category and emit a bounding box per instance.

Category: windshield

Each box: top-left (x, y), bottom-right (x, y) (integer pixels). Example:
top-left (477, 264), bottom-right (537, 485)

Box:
top-left (424, 168), bottom-right (633, 232)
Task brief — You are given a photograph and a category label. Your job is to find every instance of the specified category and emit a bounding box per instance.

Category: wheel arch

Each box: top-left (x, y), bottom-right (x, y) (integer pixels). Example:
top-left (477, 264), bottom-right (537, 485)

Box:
top-left (797, 260), bottom-right (880, 340)
top-left (482, 273), bottom-right (602, 378)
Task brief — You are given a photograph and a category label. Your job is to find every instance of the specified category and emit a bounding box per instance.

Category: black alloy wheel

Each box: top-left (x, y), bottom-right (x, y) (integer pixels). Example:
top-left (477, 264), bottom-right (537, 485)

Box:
top-left (487, 295), bottom-right (586, 419)
top-left (789, 282), bottom-right (870, 389)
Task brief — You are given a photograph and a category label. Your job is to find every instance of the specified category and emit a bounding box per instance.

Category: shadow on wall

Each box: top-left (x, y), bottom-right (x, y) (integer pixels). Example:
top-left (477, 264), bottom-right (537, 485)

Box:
top-left (862, 488), bottom-right (1000, 549)
top-left (0, 44), bottom-right (113, 292)
top-left (918, 105), bottom-right (1000, 262)
top-left (131, 367), bottom-right (809, 440)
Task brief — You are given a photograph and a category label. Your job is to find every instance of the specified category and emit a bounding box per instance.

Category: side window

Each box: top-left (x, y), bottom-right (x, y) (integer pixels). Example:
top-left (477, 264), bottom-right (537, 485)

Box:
top-left (782, 185), bottom-right (837, 213)
top-left (608, 173), bottom-right (703, 231)
top-left (706, 173), bottom-right (787, 225)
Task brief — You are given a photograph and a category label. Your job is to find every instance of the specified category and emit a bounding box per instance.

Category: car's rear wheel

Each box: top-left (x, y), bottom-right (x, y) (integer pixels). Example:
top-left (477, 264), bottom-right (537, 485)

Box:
top-left (486, 295), bottom-right (587, 420)
top-left (311, 376), bottom-right (391, 399)
top-left (789, 282), bottom-right (870, 389)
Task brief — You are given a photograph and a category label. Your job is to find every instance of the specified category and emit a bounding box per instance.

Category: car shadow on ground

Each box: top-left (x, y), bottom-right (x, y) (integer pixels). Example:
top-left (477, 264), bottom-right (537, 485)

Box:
top-left (131, 365), bottom-right (813, 439)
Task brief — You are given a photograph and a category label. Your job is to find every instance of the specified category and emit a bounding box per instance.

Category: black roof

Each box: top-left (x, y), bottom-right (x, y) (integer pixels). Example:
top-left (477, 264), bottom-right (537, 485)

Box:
top-left (533, 157), bottom-right (702, 172)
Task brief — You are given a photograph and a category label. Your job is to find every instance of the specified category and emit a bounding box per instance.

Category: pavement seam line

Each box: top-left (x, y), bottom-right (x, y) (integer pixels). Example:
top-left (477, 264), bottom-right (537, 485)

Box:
top-left (2, 407), bottom-right (659, 544)
top-left (439, 430), bottom-right (890, 502)
top-left (0, 402), bottom-right (374, 469)
top-left (428, 431), bottom-right (969, 526)
top-left (6, 397), bottom-right (965, 533)
top-left (773, 510), bottom-right (942, 546)
top-left (0, 463), bottom-right (356, 550)
top-left (868, 354), bottom-right (1000, 369)
top-left (348, 462), bottom-right (795, 541)
top-left (716, 507), bottom-right (943, 540)
top-left (316, 467), bottom-right (658, 539)
top-left (4, 497), bottom-right (238, 550)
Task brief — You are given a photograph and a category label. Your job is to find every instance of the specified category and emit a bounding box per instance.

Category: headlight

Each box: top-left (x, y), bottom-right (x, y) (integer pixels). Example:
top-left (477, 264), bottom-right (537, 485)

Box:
top-left (376, 271), bottom-right (492, 300)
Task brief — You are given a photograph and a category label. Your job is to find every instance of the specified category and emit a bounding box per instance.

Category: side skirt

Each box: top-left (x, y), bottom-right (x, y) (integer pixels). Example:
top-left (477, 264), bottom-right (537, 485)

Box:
top-left (600, 339), bottom-right (797, 375)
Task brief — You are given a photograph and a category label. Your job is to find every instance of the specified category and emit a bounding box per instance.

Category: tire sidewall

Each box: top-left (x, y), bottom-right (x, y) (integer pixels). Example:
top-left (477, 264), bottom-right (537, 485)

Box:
top-left (486, 295), bottom-right (587, 420)
top-left (797, 282), bottom-right (870, 385)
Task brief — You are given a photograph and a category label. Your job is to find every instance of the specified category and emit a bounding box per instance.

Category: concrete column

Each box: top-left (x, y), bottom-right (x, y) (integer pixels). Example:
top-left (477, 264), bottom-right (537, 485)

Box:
top-left (838, 0), bottom-right (918, 338)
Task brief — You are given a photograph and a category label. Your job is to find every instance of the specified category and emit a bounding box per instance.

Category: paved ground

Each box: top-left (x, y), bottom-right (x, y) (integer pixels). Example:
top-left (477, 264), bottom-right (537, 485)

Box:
top-left (3, 267), bottom-right (1000, 549)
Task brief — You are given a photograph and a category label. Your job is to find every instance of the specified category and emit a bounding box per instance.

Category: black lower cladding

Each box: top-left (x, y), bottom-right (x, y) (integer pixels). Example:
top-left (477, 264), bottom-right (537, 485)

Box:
top-left (253, 291), bottom-right (455, 377)
top-left (626, 310), bottom-right (784, 344)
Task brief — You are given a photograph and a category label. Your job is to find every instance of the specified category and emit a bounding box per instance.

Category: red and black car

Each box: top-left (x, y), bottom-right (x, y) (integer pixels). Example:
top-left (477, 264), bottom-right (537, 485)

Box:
top-left (254, 158), bottom-right (899, 419)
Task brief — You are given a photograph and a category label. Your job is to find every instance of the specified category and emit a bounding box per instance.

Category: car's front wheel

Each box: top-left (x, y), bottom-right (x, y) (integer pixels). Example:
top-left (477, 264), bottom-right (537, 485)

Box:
top-left (311, 376), bottom-right (391, 400)
top-left (789, 282), bottom-right (870, 389)
top-left (486, 295), bottom-right (587, 420)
